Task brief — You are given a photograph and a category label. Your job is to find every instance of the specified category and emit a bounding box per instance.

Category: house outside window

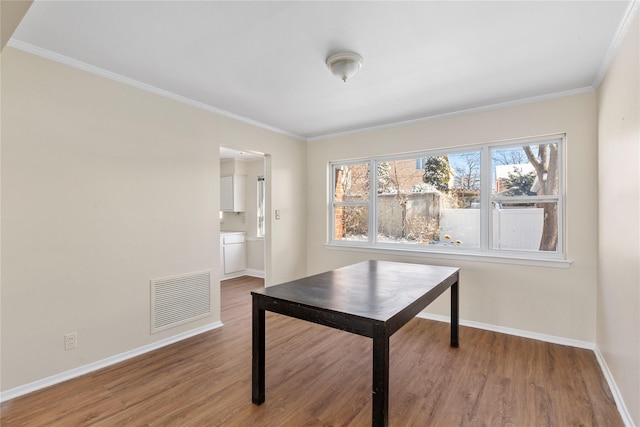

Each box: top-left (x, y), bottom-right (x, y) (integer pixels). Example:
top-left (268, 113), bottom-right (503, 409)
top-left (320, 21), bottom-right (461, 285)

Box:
top-left (329, 135), bottom-right (564, 260)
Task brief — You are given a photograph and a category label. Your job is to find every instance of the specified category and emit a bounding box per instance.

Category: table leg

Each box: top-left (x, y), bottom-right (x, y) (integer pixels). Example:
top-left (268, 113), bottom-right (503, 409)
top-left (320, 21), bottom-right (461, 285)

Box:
top-left (451, 280), bottom-right (459, 348)
top-left (372, 325), bottom-right (389, 427)
top-left (252, 296), bottom-right (266, 405)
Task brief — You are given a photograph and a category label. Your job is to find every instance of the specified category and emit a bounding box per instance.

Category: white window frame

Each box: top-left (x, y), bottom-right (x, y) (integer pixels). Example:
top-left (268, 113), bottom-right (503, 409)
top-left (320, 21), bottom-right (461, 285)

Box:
top-left (328, 135), bottom-right (568, 267)
top-left (257, 176), bottom-right (266, 238)
top-left (330, 160), bottom-right (373, 245)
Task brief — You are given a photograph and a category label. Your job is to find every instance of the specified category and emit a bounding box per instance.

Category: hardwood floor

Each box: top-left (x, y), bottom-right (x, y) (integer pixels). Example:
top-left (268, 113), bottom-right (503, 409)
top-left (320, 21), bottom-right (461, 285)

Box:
top-left (1, 276), bottom-right (623, 426)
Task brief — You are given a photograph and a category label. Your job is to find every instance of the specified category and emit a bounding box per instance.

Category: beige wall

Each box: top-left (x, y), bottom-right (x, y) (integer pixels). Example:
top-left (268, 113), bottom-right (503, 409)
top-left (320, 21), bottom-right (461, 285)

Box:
top-left (307, 93), bottom-right (599, 342)
top-left (1, 48), bottom-right (307, 391)
top-left (217, 117), bottom-right (307, 287)
top-left (597, 11), bottom-right (640, 426)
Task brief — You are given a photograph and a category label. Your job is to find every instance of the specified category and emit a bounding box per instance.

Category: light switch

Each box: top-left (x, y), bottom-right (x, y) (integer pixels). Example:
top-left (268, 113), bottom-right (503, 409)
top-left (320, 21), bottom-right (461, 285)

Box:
top-left (275, 210), bottom-right (281, 220)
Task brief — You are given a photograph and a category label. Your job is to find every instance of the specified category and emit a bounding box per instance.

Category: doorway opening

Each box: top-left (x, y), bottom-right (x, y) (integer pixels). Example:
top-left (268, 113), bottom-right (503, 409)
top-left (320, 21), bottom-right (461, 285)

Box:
top-left (219, 146), bottom-right (269, 285)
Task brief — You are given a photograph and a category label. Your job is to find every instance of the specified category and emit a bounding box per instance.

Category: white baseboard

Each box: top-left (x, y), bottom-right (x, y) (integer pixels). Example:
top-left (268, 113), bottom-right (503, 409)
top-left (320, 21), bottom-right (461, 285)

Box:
top-left (593, 347), bottom-right (635, 427)
top-left (417, 313), bottom-right (634, 426)
top-left (245, 268), bottom-right (265, 278)
top-left (416, 312), bottom-right (595, 349)
top-left (220, 269), bottom-right (265, 281)
top-left (0, 321), bottom-right (223, 403)
top-left (220, 272), bottom-right (245, 280)
top-left (4, 313), bottom-right (633, 427)
top-left (220, 269), bottom-right (264, 281)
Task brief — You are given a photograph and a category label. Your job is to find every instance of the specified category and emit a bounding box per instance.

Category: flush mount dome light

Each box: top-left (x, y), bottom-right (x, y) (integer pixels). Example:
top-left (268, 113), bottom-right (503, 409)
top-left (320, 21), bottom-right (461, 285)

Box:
top-left (326, 52), bottom-right (363, 82)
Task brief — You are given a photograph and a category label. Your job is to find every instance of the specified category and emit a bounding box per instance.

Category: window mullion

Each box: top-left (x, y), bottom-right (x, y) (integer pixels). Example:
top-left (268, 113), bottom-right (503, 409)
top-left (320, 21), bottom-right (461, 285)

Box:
top-left (480, 146), bottom-right (491, 251)
top-left (491, 195), bottom-right (559, 204)
top-left (335, 201), bottom-right (371, 207)
top-left (330, 164), bottom-right (337, 243)
top-left (557, 139), bottom-right (565, 254)
top-left (370, 159), bottom-right (377, 245)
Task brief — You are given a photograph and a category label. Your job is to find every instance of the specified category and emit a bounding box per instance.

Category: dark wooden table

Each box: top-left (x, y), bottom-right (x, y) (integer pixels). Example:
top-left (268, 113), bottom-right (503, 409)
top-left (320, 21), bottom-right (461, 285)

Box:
top-left (251, 260), bottom-right (460, 427)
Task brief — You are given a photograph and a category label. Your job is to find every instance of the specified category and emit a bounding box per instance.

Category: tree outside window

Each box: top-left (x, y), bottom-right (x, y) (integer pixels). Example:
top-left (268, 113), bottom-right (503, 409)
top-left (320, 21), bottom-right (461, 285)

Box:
top-left (330, 135), bottom-right (563, 259)
top-left (491, 142), bottom-right (559, 252)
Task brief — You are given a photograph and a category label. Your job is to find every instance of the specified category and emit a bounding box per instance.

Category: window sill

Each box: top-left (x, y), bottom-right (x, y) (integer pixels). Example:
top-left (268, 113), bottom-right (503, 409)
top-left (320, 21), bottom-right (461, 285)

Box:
top-left (324, 243), bottom-right (573, 269)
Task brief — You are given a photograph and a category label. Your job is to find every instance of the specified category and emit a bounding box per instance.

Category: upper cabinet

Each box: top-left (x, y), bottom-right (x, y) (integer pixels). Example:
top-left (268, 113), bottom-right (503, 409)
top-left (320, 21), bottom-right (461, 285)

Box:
top-left (221, 174), bottom-right (247, 212)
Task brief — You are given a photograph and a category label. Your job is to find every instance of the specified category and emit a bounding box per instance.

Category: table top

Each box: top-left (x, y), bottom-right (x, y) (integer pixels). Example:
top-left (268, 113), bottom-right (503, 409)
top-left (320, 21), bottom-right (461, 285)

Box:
top-left (251, 260), bottom-right (459, 322)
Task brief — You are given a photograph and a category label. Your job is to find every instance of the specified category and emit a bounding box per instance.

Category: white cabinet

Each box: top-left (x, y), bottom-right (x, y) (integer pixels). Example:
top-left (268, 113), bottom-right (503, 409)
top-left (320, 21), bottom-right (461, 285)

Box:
top-left (221, 233), bottom-right (246, 278)
top-left (220, 175), bottom-right (246, 212)
top-left (223, 241), bottom-right (246, 274)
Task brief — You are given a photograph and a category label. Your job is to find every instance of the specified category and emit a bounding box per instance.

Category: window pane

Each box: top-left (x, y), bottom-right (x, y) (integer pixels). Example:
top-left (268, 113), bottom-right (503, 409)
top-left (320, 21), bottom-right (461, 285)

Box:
top-left (334, 163), bottom-right (369, 202)
top-left (438, 202), bottom-right (481, 249)
top-left (449, 152), bottom-right (481, 190)
top-left (334, 206), bottom-right (368, 241)
top-left (257, 177), bottom-right (265, 237)
top-left (492, 143), bottom-right (559, 197)
top-left (492, 201), bottom-right (558, 252)
top-left (443, 152), bottom-right (481, 249)
top-left (376, 154), bottom-right (480, 248)
top-left (377, 158), bottom-right (439, 244)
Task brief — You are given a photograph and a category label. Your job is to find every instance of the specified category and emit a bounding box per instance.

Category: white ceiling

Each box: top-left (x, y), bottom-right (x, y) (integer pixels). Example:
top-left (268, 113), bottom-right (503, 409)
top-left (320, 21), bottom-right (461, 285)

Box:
top-left (10, 1), bottom-right (634, 141)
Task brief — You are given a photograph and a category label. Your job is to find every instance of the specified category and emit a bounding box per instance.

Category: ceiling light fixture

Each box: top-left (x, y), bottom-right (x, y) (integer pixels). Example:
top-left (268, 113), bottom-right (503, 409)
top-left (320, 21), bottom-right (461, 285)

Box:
top-left (326, 52), bottom-right (363, 82)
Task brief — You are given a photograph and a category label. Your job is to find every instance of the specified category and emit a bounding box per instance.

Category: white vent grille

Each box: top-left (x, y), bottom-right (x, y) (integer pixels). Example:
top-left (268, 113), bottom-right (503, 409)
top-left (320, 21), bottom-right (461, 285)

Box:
top-left (150, 271), bottom-right (211, 334)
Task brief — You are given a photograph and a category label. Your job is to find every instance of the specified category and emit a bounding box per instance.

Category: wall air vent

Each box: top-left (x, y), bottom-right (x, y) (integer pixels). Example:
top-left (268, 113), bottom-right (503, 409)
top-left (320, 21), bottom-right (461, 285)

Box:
top-left (150, 270), bottom-right (211, 334)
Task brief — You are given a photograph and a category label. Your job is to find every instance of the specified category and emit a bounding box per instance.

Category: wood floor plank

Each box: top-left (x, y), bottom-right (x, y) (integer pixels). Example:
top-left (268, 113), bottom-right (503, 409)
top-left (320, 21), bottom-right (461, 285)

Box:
top-left (1, 276), bottom-right (623, 426)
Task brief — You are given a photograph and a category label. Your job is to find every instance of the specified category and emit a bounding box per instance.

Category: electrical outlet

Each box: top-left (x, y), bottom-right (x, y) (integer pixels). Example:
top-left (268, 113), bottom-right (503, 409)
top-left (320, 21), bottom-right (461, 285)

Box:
top-left (64, 332), bottom-right (77, 350)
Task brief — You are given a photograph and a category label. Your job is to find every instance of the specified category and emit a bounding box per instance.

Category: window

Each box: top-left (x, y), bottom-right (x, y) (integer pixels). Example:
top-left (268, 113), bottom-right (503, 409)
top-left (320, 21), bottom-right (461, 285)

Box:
top-left (330, 135), bottom-right (564, 260)
top-left (333, 161), bottom-right (370, 242)
top-left (257, 176), bottom-right (265, 237)
top-left (490, 142), bottom-right (560, 252)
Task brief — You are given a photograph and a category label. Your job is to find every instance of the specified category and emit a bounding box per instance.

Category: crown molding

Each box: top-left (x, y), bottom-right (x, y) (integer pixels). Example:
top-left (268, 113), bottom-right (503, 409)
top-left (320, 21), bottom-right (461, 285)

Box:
top-left (6, 40), bottom-right (306, 142)
top-left (307, 86), bottom-right (594, 142)
top-left (592, 0), bottom-right (639, 88)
